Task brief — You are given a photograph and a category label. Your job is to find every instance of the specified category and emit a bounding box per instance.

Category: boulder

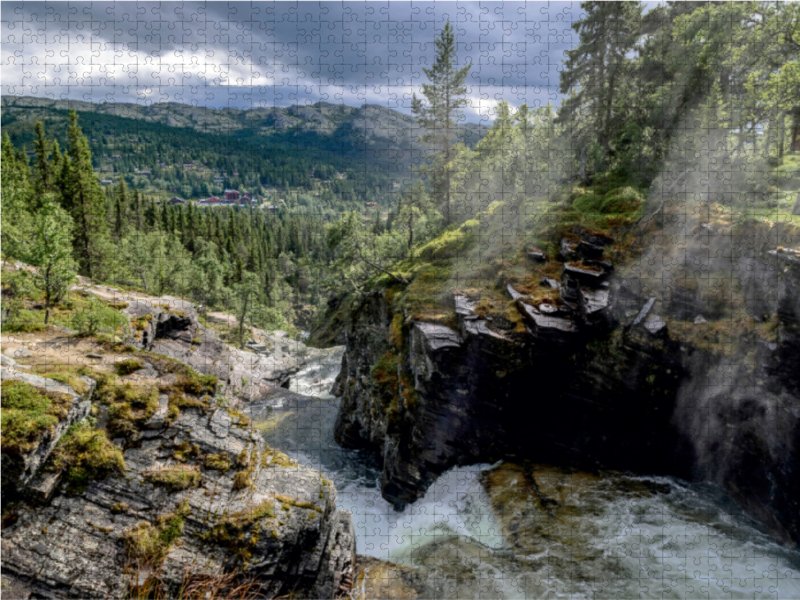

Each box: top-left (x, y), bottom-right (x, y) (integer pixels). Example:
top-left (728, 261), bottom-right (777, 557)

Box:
top-left (517, 302), bottom-right (579, 344)
top-left (576, 240), bottom-right (604, 259)
top-left (527, 251), bottom-right (546, 262)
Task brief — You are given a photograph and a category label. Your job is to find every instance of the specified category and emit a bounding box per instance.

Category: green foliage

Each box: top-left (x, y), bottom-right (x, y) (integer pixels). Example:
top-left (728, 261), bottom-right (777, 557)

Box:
top-left (1, 380), bottom-right (72, 454)
top-left (27, 200), bottom-right (77, 321)
top-left (48, 421), bottom-right (125, 492)
top-left (71, 296), bottom-right (128, 338)
top-left (143, 465), bottom-right (201, 492)
top-left (558, 2), bottom-right (800, 182)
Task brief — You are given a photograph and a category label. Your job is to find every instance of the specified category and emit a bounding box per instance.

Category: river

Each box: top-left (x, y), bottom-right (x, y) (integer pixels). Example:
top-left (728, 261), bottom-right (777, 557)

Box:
top-left (250, 347), bottom-right (800, 599)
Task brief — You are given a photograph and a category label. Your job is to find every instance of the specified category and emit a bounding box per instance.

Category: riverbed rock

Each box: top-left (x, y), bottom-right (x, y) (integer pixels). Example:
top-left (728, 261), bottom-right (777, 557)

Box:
top-left (352, 556), bottom-right (427, 600)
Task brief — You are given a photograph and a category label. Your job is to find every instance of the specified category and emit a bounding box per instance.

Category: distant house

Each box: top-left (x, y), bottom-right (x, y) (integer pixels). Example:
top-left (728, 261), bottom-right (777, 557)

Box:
top-left (111, 155), bottom-right (123, 159)
top-left (169, 196), bottom-right (185, 205)
top-left (135, 169), bottom-right (151, 175)
top-left (364, 201), bottom-right (378, 208)
top-left (100, 179), bottom-right (114, 185)
top-left (214, 176), bottom-right (225, 181)
top-left (224, 189), bottom-right (240, 201)
top-left (261, 205), bottom-right (280, 213)
top-left (277, 198), bottom-right (286, 204)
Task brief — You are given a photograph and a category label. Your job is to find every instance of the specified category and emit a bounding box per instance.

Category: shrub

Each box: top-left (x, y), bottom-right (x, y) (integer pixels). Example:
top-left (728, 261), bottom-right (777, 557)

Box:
top-left (71, 298), bottom-right (127, 337)
top-left (599, 186), bottom-right (645, 214)
top-left (572, 192), bottom-right (604, 213)
top-left (232, 470), bottom-right (252, 491)
top-left (1, 308), bottom-right (48, 333)
top-left (115, 358), bottom-right (144, 376)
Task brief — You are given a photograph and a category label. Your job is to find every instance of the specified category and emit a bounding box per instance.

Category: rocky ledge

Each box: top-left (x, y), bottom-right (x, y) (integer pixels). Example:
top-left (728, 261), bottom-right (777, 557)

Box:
top-left (332, 222), bottom-right (800, 545)
top-left (1, 289), bottom-right (355, 598)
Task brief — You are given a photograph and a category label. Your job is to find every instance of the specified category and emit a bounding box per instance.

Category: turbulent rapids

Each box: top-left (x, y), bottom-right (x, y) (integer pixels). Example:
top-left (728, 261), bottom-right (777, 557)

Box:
top-left (253, 349), bottom-right (800, 600)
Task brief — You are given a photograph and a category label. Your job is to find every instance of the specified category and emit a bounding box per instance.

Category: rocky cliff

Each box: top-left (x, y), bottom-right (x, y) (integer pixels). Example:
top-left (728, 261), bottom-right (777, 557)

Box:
top-left (1, 285), bottom-right (355, 598)
top-left (331, 220), bottom-right (800, 545)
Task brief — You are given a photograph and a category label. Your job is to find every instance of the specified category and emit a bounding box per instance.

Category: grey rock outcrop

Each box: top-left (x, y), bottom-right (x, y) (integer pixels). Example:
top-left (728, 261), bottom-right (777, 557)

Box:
top-left (2, 368), bottom-right (356, 599)
top-left (1, 368), bottom-right (94, 491)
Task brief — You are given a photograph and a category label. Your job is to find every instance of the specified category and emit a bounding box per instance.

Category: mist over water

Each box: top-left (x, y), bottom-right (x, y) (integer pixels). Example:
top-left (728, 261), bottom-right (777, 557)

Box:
top-left (252, 352), bottom-right (800, 599)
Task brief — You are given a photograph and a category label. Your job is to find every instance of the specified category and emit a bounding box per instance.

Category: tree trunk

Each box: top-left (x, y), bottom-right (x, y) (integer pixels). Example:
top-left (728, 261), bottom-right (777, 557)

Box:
top-left (408, 212), bottom-right (414, 257)
top-left (778, 111), bottom-right (786, 158)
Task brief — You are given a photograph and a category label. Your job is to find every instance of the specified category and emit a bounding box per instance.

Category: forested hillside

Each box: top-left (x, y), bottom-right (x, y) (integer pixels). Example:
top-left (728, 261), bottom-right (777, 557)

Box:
top-left (2, 97), bottom-right (487, 206)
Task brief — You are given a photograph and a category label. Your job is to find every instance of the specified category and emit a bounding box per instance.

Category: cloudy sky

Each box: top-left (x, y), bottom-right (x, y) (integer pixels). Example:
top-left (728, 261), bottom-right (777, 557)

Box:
top-left (2, 1), bottom-right (588, 123)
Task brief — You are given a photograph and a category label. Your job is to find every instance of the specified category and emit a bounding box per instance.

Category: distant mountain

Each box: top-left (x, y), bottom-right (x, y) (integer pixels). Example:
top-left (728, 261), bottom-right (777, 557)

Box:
top-left (1, 95), bottom-right (488, 163)
top-left (1, 96), bottom-right (487, 205)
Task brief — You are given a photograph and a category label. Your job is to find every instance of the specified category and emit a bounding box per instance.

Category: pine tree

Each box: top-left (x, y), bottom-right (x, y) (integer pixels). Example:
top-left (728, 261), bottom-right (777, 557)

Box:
top-left (60, 110), bottom-right (109, 279)
top-left (1, 134), bottom-right (35, 259)
top-left (558, 2), bottom-right (643, 176)
top-left (114, 178), bottom-right (128, 239)
top-left (411, 21), bottom-right (471, 225)
top-left (33, 121), bottom-right (54, 202)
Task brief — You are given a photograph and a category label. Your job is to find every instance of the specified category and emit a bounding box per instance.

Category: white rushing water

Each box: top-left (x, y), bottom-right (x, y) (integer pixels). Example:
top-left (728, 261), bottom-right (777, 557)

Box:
top-left (253, 348), bottom-right (800, 599)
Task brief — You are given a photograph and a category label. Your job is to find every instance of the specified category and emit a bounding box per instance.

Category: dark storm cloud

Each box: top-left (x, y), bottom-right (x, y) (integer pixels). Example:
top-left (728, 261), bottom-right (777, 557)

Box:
top-left (1, 1), bottom-right (583, 121)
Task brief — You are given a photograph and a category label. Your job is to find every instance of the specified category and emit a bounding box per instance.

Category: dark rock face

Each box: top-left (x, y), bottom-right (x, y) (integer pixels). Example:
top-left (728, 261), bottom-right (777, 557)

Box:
top-left (333, 229), bottom-right (800, 545)
top-left (334, 290), bottom-right (689, 511)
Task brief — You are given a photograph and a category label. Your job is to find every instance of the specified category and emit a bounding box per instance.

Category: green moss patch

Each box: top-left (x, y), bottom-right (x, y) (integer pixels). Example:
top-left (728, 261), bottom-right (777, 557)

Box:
top-left (173, 441), bottom-right (201, 463)
top-left (203, 501), bottom-right (275, 562)
top-left (94, 376), bottom-right (159, 439)
top-left (47, 421), bottom-right (125, 492)
top-left (1, 380), bottom-right (73, 454)
top-left (123, 500), bottom-right (190, 564)
top-left (232, 470), bottom-right (253, 491)
top-left (204, 453), bottom-right (231, 471)
top-left (143, 465), bottom-right (201, 492)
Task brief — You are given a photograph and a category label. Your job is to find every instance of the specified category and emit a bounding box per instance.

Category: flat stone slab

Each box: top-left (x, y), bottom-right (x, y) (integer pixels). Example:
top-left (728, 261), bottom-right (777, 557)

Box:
top-left (414, 323), bottom-right (462, 351)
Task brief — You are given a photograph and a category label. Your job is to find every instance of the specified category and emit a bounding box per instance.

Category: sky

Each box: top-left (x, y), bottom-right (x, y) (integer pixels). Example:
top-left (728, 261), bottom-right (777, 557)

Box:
top-left (1, 1), bottom-right (588, 123)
